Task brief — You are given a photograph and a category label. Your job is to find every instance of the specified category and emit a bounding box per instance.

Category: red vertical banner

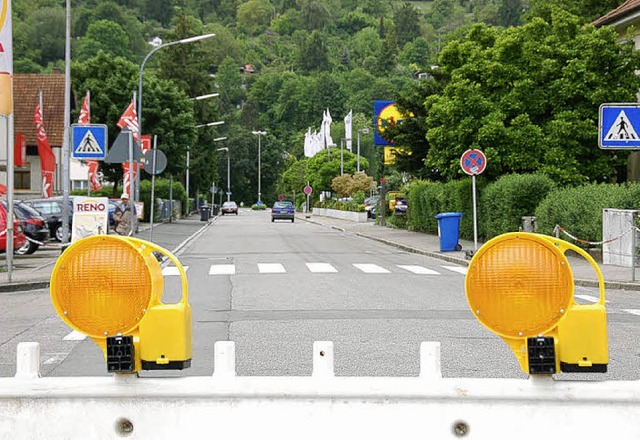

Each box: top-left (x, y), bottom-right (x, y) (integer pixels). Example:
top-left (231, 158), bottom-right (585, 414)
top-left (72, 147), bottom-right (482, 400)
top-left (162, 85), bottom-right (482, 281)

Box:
top-left (34, 104), bottom-right (55, 198)
top-left (140, 135), bottom-right (151, 169)
top-left (14, 133), bottom-right (26, 167)
top-left (78, 93), bottom-right (102, 191)
top-left (117, 101), bottom-right (139, 196)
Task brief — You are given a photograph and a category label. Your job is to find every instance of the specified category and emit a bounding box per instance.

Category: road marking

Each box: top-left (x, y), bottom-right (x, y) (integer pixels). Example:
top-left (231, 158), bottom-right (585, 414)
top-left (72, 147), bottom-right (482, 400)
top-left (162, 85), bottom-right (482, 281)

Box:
top-left (623, 309), bottom-right (640, 316)
top-left (209, 264), bottom-right (236, 275)
top-left (306, 263), bottom-right (338, 273)
top-left (63, 330), bottom-right (87, 341)
top-left (397, 265), bottom-right (440, 275)
top-left (353, 264), bottom-right (390, 274)
top-left (575, 294), bottom-right (608, 303)
top-left (44, 353), bottom-right (68, 365)
top-left (442, 265), bottom-right (467, 275)
top-left (258, 263), bottom-right (286, 273)
top-left (162, 266), bottom-right (189, 276)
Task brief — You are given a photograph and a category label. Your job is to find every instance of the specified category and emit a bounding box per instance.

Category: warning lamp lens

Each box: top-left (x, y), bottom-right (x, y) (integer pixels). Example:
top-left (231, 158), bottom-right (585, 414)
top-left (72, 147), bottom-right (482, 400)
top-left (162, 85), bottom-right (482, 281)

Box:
top-left (50, 236), bottom-right (156, 338)
top-left (466, 234), bottom-right (573, 338)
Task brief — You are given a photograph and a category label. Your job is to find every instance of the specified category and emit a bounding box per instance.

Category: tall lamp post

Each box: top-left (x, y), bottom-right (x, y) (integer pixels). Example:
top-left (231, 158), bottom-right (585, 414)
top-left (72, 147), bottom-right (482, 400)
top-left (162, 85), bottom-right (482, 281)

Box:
top-left (137, 33), bottom-right (215, 223)
top-left (357, 128), bottom-right (370, 172)
top-left (215, 138), bottom-right (229, 202)
top-left (251, 130), bottom-right (267, 205)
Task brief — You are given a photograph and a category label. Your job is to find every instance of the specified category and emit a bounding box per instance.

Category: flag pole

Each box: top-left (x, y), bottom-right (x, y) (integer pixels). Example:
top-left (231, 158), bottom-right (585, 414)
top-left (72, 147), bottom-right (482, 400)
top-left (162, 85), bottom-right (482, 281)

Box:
top-left (61, 0), bottom-right (71, 245)
top-left (86, 90), bottom-right (91, 196)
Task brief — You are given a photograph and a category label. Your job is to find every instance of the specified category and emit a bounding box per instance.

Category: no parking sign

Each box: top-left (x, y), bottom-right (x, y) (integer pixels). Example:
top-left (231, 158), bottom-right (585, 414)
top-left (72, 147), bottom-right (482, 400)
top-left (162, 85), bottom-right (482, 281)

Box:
top-left (460, 149), bottom-right (487, 175)
top-left (460, 149), bottom-right (486, 252)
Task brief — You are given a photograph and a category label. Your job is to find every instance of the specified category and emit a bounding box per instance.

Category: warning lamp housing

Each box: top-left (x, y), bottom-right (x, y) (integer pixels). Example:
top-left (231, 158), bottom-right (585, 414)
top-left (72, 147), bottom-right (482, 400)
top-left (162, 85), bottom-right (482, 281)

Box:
top-left (465, 232), bottom-right (608, 375)
top-left (50, 235), bottom-right (191, 373)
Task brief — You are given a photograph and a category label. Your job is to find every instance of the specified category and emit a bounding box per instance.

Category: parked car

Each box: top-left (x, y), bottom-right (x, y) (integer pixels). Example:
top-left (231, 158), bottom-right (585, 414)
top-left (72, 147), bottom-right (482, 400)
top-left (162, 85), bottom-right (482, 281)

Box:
top-left (271, 201), bottom-right (295, 222)
top-left (364, 195), bottom-right (379, 219)
top-left (221, 201), bottom-right (238, 215)
top-left (22, 197), bottom-right (73, 242)
top-left (0, 203), bottom-right (27, 253)
top-left (2, 201), bottom-right (50, 255)
top-left (394, 197), bottom-right (408, 215)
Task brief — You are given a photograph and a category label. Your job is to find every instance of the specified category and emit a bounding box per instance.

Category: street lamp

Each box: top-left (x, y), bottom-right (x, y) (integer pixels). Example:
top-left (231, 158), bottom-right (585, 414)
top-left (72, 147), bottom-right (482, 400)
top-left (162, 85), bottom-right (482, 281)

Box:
top-left (216, 146), bottom-right (230, 202)
top-left (251, 130), bottom-right (267, 205)
top-left (138, 33), bottom-right (215, 139)
top-left (195, 121), bottom-right (225, 129)
top-left (357, 128), bottom-right (370, 172)
top-left (190, 93), bottom-right (220, 101)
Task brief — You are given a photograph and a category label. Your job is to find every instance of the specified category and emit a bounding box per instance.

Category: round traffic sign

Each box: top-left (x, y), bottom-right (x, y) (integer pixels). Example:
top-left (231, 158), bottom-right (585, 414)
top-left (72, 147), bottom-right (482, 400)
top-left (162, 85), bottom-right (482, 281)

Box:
top-left (140, 150), bottom-right (168, 175)
top-left (303, 185), bottom-right (313, 195)
top-left (278, 194), bottom-right (284, 201)
top-left (460, 149), bottom-right (486, 175)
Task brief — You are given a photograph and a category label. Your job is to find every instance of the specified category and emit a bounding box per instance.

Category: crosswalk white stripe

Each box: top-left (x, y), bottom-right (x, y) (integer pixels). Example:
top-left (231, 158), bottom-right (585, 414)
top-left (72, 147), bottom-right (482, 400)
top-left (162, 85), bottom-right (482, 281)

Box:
top-left (442, 265), bottom-right (467, 275)
top-left (258, 263), bottom-right (286, 273)
top-left (63, 330), bottom-right (87, 341)
top-left (353, 263), bottom-right (390, 274)
top-left (575, 294), bottom-right (608, 304)
top-left (623, 309), bottom-right (640, 316)
top-left (397, 265), bottom-right (441, 275)
top-left (306, 263), bottom-right (338, 273)
top-left (162, 266), bottom-right (189, 276)
top-left (209, 264), bottom-right (236, 275)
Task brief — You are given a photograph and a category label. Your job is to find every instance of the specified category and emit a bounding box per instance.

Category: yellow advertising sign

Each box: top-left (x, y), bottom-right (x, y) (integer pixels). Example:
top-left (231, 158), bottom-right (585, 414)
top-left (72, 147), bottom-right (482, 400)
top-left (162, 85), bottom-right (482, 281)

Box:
top-left (384, 147), bottom-right (412, 165)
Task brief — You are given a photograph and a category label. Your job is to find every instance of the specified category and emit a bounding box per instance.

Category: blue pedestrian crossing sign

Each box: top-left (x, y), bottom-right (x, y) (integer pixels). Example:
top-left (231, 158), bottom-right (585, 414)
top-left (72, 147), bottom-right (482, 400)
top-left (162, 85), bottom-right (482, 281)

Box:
top-left (599, 104), bottom-right (640, 149)
top-left (71, 124), bottom-right (108, 159)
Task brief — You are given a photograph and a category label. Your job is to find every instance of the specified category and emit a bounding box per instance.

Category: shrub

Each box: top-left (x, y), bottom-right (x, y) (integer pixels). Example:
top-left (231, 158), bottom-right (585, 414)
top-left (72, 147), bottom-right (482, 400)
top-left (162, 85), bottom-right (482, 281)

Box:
top-left (480, 173), bottom-right (556, 239)
top-left (251, 203), bottom-right (267, 210)
top-left (535, 183), bottom-right (629, 245)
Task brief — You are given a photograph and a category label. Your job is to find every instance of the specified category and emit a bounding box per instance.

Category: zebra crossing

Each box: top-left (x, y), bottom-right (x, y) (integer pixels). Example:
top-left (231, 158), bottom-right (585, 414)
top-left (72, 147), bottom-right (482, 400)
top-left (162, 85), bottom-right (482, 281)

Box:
top-left (161, 262), bottom-right (468, 276)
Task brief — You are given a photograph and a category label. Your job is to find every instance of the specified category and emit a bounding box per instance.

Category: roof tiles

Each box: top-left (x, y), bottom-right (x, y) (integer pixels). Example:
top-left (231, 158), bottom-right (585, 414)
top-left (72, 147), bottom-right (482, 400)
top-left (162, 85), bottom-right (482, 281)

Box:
top-left (13, 74), bottom-right (66, 148)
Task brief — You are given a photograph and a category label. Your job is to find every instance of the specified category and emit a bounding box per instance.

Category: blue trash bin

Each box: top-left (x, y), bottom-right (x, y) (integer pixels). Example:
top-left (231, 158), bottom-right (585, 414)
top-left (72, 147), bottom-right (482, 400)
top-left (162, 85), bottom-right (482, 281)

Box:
top-left (435, 212), bottom-right (463, 252)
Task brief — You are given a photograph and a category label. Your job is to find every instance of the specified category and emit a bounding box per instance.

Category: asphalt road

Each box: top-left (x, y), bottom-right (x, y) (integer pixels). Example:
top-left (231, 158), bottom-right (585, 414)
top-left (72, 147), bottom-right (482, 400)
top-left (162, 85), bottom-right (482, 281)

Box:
top-left (0, 209), bottom-right (639, 380)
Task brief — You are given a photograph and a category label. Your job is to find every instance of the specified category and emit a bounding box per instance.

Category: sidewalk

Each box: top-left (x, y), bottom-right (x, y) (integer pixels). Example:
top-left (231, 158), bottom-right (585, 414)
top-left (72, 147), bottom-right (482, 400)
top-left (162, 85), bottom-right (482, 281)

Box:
top-left (0, 213), bottom-right (211, 292)
top-left (299, 213), bottom-right (640, 292)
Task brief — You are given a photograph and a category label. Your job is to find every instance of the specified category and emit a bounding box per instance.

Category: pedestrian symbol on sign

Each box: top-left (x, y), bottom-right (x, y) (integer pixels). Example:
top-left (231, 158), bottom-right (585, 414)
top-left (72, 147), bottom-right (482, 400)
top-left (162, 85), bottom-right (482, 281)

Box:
top-left (76, 130), bottom-right (103, 153)
top-left (604, 110), bottom-right (639, 141)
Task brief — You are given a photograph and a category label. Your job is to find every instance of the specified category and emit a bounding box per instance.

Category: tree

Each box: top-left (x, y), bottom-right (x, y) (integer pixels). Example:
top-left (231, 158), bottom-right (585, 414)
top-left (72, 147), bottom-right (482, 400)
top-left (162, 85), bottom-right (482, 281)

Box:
top-left (76, 20), bottom-right (132, 61)
top-left (424, 12), bottom-right (640, 184)
top-left (305, 149), bottom-right (366, 191)
top-left (297, 30), bottom-right (331, 72)
top-left (72, 52), bottom-right (197, 194)
top-left (237, 0), bottom-right (275, 35)
top-left (393, 3), bottom-right (422, 46)
top-left (331, 172), bottom-right (375, 196)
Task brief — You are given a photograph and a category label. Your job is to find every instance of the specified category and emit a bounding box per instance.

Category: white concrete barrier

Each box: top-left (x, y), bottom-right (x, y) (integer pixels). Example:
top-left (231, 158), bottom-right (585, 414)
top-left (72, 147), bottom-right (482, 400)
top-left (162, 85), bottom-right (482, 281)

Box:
top-left (1, 341), bottom-right (639, 439)
top-left (312, 207), bottom-right (368, 222)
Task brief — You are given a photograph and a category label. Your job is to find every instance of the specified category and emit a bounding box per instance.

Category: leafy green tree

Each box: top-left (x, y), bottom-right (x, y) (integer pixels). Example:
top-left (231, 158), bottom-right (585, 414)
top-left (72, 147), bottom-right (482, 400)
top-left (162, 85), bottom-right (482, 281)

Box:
top-left (25, 6), bottom-right (66, 66)
top-left (393, 3), bottom-right (422, 46)
top-left (76, 20), bottom-right (132, 61)
top-left (237, 0), bottom-right (275, 35)
top-left (72, 52), bottom-right (196, 194)
top-left (142, 0), bottom-right (173, 26)
top-left (282, 159), bottom-right (308, 193)
top-left (305, 149), bottom-right (364, 191)
top-left (425, 12), bottom-right (640, 184)
top-left (297, 30), bottom-right (331, 72)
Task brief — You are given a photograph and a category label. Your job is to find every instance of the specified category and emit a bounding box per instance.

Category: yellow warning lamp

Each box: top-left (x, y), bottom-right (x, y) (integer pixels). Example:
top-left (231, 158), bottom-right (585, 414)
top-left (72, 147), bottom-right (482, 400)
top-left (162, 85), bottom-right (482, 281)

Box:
top-left (50, 235), bottom-right (191, 373)
top-left (465, 232), bottom-right (608, 375)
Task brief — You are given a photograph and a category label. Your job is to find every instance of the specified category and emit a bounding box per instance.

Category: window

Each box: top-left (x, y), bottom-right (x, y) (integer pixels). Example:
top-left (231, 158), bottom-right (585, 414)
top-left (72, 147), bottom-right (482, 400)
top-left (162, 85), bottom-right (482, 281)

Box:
top-left (72, 180), bottom-right (88, 191)
top-left (15, 171), bottom-right (30, 190)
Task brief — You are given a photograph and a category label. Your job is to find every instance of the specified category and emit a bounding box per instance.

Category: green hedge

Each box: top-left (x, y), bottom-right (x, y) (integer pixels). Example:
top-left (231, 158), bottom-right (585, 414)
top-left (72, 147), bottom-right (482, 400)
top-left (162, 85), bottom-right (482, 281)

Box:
top-left (480, 173), bottom-right (556, 239)
top-left (140, 179), bottom-right (187, 222)
top-left (535, 183), bottom-right (631, 243)
top-left (406, 179), bottom-right (479, 240)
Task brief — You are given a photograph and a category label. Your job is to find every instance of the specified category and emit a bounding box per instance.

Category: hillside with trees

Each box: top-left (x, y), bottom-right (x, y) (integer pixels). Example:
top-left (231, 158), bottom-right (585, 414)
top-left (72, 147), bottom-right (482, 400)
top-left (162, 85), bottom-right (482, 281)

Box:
top-left (12, 0), bottom-right (632, 204)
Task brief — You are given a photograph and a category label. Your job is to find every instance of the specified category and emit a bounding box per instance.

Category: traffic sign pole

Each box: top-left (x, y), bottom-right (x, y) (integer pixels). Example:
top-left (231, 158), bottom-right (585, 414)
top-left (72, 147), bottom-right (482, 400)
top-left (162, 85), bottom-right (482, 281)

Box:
top-left (460, 149), bottom-right (487, 252)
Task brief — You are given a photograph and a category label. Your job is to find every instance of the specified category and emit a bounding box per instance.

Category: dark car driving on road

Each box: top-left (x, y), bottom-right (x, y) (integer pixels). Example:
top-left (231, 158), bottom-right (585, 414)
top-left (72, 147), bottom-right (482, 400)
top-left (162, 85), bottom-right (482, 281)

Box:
top-left (221, 201), bottom-right (238, 215)
top-left (271, 201), bottom-right (295, 222)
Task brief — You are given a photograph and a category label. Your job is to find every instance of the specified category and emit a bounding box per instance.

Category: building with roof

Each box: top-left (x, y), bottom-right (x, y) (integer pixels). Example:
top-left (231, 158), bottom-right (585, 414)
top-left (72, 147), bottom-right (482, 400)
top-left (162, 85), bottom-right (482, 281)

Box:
top-left (0, 73), bottom-right (93, 197)
top-left (594, 0), bottom-right (640, 181)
